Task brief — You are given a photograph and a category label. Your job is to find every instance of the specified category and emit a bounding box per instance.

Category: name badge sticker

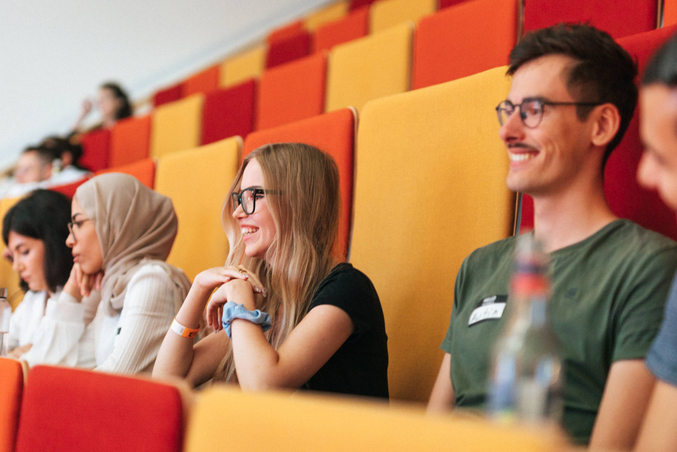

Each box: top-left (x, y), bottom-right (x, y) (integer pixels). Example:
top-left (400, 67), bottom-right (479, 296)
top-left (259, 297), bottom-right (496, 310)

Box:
top-left (468, 295), bottom-right (508, 327)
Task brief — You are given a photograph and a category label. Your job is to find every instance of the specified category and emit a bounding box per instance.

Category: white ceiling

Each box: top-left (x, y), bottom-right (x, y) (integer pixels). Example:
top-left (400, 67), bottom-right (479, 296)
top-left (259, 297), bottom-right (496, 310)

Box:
top-left (0, 0), bottom-right (331, 171)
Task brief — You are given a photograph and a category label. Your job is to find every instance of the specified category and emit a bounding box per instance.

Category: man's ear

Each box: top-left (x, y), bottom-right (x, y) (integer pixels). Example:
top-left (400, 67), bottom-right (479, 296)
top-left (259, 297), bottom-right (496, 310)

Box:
top-left (591, 103), bottom-right (622, 148)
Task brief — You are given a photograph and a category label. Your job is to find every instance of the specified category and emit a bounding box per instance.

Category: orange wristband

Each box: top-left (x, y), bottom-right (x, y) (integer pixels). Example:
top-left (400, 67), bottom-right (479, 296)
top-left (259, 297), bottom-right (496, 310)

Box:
top-left (170, 318), bottom-right (200, 339)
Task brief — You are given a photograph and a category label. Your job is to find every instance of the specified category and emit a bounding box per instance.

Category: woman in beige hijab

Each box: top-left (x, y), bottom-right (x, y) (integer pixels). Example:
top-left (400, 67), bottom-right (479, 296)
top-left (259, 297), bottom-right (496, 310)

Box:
top-left (24, 173), bottom-right (191, 374)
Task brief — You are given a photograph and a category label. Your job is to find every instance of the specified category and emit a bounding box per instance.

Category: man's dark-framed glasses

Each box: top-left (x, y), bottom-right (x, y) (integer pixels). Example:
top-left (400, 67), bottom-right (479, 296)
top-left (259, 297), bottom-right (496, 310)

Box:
top-left (232, 188), bottom-right (277, 215)
top-left (495, 98), bottom-right (603, 128)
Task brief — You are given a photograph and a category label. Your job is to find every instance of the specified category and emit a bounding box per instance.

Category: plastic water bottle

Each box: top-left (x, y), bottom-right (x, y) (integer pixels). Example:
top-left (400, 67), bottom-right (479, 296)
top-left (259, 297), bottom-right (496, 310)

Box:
top-left (0, 288), bottom-right (10, 357)
top-left (487, 235), bottom-right (563, 424)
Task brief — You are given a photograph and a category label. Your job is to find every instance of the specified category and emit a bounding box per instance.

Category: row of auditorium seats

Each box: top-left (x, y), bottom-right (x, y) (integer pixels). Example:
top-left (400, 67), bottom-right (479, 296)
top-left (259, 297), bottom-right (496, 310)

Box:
top-left (0, 358), bottom-right (565, 452)
top-left (5, 21), bottom-right (677, 403)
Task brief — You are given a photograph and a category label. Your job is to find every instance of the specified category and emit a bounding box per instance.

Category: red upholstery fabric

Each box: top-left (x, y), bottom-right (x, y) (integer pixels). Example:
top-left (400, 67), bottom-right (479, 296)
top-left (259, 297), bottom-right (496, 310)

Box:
top-left (79, 128), bottom-right (110, 172)
top-left (96, 158), bottom-right (156, 189)
top-left (49, 178), bottom-right (90, 199)
top-left (244, 109), bottom-right (356, 259)
top-left (256, 53), bottom-right (327, 130)
top-left (520, 25), bottom-right (677, 240)
top-left (349, 0), bottom-right (379, 11)
top-left (266, 30), bottom-right (311, 68)
top-left (201, 79), bottom-right (256, 145)
top-left (267, 21), bottom-right (305, 43)
top-left (523, 0), bottom-right (657, 40)
top-left (182, 65), bottom-right (220, 97)
top-left (153, 83), bottom-right (183, 107)
top-left (439, 0), bottom-right (468, 8)
top-left (15, 366), bottom-right (184, 452)
top-left (0, 358), bottom-right (24, 452)
top-left (110, 115), bottom-right (152, 168)
top-left (313, 7), bottom-right (369, 53)
top-left (413, 0), bottom-right (518, 89)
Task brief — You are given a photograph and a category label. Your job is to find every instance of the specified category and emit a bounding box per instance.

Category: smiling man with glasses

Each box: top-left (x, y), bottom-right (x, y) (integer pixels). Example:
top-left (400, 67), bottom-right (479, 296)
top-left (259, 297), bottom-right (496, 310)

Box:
top-left (427, 24), bottom-right (677, 449)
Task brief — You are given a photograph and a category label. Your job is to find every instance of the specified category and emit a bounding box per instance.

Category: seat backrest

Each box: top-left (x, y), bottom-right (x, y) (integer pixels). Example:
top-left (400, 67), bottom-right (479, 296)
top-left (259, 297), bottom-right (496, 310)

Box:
top-left (184, 387), bottom-right (560, 452)
top-left (304, 1), bottom-right (349, 31)
top-left (349, 66), bottom-right (513, 403)
top-left (219, 45), bottom-right (266, 89)
top-left (440, 0), bottom-right (469, 8)
top-left (110, 115), bottom-right (152, 168)
top-left (518, 25), bottom-right (677, 239)
top-left (49, 178), bottom-right (90, 199)
top-left (182, 65), bottom-right (220, 97)
top-left (370, 0), bottom-right (437, 33)
top-left (326, 23), bottom-right (413, 114)
top-left (266, 29), bottom-right (311, 69)
top-left (267, 21), bottom-right (305, 44)
top-left (244, 108), bottom-right (356, 259)
top-left (155, 137), bottom-right (242, 281)
top-left (79, 128), bottom-right (110, 172)
top-left (666, 0), bottom-right (677, 27)
top-left (256, 53), bottom-right (327, 130)
top-left (523, 0), bottom-right (657, 40)
top-left (153, 83), bottom-right (184, 108)
top-left (96, 158), bottom-right (156, 189)
top-left (15, 365), bottom-right (185, 452)
top-left (150, 94), bottom-right (204, 159)
top-left (0, 197), bottom-right (22, 310)
top-left (0, 358), bottom-right (26, 452)
top-left (201, 80), bottom-right (256, 145)
top-left (413, 0), bottom-right (518, 89)
top-left (350, 0), bottom-right (379, 11)
top-left (314, 6), bottom-right (370, 53)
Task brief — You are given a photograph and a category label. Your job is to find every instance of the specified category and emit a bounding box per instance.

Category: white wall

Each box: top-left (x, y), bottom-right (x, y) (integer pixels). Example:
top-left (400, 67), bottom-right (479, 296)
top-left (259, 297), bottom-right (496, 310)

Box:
top-left (0, 0), bottom-right (332, 171)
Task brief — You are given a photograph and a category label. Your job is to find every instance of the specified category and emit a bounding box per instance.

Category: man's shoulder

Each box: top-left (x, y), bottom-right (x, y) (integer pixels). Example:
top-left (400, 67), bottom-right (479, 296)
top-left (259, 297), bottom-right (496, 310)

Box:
top-left (463, 234), bottom-right (519, 270)
top-left (606, 220), bottom-right (677, 260)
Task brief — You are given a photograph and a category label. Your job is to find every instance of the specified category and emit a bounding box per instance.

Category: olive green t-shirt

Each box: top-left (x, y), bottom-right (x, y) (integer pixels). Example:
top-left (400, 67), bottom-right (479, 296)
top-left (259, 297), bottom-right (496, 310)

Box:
top-left (441, 220), bottom-right (677, 444)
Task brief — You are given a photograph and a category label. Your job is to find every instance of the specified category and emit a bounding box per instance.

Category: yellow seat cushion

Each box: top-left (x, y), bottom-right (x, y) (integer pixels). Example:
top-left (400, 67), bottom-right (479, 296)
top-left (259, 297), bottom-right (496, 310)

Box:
top-left (370, 0), bottom-right (437, 33)
top-left (150, 94), bottom-right (204, 159)
top-left (0, 197), bottom-right (23, 311)
top-left (325, 23), bottom-right (412, 114)
top-left (304, 1), bottom-right (349, 31)
top-left (349, 66), bottom-right (515, 402)
top-left (154, 137), bottom-right (242, 281)
top-left (219, 45), bottom-right (266, 88)
top-left (184, 387), bottom-right (565, 451)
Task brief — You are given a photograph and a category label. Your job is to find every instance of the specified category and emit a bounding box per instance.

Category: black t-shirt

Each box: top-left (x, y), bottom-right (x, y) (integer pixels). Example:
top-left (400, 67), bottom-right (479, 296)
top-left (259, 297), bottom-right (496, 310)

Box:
top-left (303, 263), bottom-right (389, 399)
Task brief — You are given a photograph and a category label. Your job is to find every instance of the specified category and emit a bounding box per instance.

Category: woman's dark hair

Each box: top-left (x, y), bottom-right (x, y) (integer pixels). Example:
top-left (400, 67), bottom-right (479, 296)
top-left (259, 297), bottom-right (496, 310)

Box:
top-left (101, 82), bottom-right (133, 120)
top-left (507, 23), bottom-right (638, 168)
top-left (2, 190), bottom-right (73, 293)
top-left (40, 135), bottom-right (84, 168)
top-left (643, 31), bottom-right (677, 87)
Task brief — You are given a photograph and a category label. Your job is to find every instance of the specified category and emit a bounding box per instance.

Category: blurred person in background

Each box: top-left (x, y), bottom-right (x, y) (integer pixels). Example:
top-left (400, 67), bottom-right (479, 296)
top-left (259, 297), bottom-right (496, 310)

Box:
top-left (72, 82), bottom-right (133, 133)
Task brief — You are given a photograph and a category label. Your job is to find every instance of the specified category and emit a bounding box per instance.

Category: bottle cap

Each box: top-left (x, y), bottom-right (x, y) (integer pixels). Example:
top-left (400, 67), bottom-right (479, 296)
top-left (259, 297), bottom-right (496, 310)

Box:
top-left (0, 288), bottom-right (7, 299)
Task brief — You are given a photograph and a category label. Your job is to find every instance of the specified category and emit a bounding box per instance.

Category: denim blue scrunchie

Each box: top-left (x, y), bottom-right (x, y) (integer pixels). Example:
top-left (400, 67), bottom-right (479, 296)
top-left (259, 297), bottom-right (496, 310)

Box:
top-left (221, 301), bottom-right (272, 339)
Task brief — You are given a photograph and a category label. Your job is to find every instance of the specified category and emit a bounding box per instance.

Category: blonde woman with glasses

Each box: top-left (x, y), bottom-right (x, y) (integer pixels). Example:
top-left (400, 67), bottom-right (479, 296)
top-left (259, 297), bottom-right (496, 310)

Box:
top-left (154, 143), bottom-right (389, 398)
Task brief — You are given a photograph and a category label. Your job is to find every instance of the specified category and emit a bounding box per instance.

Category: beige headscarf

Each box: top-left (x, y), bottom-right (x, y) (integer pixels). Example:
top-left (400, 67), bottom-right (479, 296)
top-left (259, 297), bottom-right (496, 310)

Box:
top-left (75, 173), bottom-right (191, 316)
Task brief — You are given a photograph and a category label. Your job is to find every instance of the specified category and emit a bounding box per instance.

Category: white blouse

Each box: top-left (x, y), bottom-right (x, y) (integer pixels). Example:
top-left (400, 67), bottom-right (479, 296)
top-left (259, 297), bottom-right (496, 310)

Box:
top-left (23, 264), bottom-right (186, 374)
top-left (8, 290), bottom-right (49, 352)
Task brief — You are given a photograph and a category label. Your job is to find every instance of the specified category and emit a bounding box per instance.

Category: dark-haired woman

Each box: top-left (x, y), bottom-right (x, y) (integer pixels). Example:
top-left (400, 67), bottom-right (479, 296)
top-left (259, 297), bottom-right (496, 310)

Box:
top-left (72, 82), bottom-right (133, 133)
top-left (2, 190), bottom-right (82, 358)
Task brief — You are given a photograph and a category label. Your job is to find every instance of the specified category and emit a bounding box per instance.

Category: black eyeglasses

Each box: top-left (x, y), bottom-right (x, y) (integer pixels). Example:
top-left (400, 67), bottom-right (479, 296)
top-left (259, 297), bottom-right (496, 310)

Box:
top-left (67, 219), bottom-right (93, 242)
top-left (231, 188), bottom-right (279, 215)
top-left (495, 98), bottom-right (603, 128)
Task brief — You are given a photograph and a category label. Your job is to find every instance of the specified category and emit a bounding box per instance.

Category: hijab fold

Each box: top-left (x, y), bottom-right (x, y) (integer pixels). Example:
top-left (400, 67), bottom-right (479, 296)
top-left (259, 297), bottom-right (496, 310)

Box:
top-left (75, 173), bottom-right (191, 316)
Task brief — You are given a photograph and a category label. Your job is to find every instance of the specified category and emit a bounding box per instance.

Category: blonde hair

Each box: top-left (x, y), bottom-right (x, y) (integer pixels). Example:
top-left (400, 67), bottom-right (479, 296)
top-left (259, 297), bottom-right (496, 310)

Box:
top-left (214, 142), bottom-right (341, 382)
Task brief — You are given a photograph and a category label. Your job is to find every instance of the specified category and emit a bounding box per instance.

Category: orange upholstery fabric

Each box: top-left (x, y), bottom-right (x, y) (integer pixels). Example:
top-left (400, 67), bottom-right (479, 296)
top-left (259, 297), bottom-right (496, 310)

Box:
top-left (666, 0), bottom-right (677, 27)
top-left (0, 197), bottom-right (22, 310)
top-left (256, 53), bottom-right (327, 130)
top-left (523, 0), bottom-right (657, 40)
top-left (313, 7), bottom-right (369, 53)
top-left (79, 129), bottom-right (110, 172)
top-left (15, 366), bottom-right (185, 452)
top-left (244, 109), bottom-right (356, 259)
top-left (110, 115), bottom-right (152, 168)
top-left (413, 0), bottom-right (518, 89)
top-left (182, 65), bottom-right (220, 97)
top-left (0, 358), bottom-right (25, 452)
top-left (96, 158), bottom-right (156, 189)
